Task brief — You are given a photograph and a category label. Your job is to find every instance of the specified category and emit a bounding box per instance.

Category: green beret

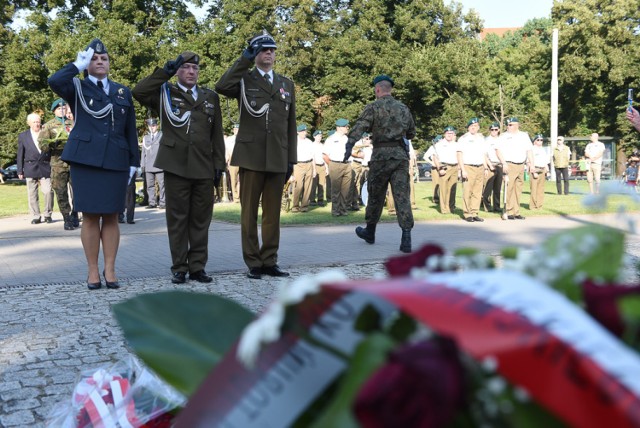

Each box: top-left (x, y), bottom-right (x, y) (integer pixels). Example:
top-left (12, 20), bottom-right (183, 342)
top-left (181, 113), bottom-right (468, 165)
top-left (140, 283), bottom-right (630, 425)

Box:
top-left (335, 118), bottom-right (349, 127)
top-left (87, 38), bottom-right (108, 54)
top-left (233, 123), bottom-right (239, 129)
top-left (467, 117), bottom-right (479, 127)
top-left (432, 135), bottom-right (443, 143)
top-left (534, 134), bottom-right (544, 141)
top-left (443, 126), bottom-right (456, 133)
top-left (145, 118), bottom-right (158, 126)
top-left (50, 98), bottom-right (66, 111)
top-left (297, 124), bottom-right (307, 132)
top-left (506, 117), bottom-right (519, 124)
top-left (490, 122), bottom-right (500, 129)
top-left (362, 132), bottom-right (370, 137)
top-left (373, 74), bottom-right (394, 87)
top-left (312, 130), bottom-right (322, 137)
top-left (181, 51), bottom-right (200, 65)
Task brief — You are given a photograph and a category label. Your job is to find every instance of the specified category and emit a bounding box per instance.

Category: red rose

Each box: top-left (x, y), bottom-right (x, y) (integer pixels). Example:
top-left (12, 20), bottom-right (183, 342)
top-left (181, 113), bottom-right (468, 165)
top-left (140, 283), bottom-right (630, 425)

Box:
top-left (581, 280), bottom-right (640, 337)
top-left (354, 336), bottom-right (466, 428)
top-left (384, 244), bottom-right (445, 277)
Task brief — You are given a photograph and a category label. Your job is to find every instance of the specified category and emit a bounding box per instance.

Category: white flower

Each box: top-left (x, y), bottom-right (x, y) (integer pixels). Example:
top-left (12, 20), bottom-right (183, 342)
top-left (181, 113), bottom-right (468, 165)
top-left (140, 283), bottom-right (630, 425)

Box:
top-left (236, 270), bottom-right (347, 369)
top-left (487, 376), bottom-right (507, 394)
top-left (513, 386), bottom-right (530, 402)
top-left (481, 356), bottom-right (498, 372)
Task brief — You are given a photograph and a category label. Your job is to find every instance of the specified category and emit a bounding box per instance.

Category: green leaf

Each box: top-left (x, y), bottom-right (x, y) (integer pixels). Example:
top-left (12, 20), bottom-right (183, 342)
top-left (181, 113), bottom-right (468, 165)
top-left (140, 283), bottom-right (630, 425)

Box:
top-left (501, 247), bottom-right (519, 259)
top-left (353, 304), bottom-right (382, 333)
top-left (453, 247), bottom-right (480, 256)
top-left (385, 311), bottom-right (417, 342)
top-left (308, 333), bottom-right (396, 428)
top-left (541, 225), bottom-right (625, 300)
top-left (112, 291), bottom-right (254, 397)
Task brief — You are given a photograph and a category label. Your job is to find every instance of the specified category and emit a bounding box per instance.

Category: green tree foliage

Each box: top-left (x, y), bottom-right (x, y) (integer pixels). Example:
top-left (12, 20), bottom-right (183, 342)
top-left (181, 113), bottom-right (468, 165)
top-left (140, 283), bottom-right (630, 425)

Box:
top-left (0, 0), bottom-right (638, 167)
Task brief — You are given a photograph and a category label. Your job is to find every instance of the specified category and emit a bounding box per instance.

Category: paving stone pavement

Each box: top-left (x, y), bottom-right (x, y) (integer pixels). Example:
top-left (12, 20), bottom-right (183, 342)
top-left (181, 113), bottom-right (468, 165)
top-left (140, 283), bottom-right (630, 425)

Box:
top-left (0, 209), bottom-right (638, 427)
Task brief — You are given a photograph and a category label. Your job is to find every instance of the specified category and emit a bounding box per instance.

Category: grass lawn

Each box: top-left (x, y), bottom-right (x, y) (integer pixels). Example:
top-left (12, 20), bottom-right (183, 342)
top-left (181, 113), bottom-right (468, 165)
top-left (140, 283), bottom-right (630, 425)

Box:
top-left (1, 178), bottom-right (636, 223)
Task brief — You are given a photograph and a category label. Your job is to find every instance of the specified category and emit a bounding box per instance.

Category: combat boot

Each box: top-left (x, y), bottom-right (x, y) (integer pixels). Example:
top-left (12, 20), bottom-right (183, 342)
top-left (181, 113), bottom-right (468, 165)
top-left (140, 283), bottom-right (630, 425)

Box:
top-left (63, 214), bottom-right (75, 231)
top-left (399, 229), bottom-right (411, 253)
top-left (70, 211), bottom-right (80, 228)
top-left (355, 223), bottom-right (376, 244)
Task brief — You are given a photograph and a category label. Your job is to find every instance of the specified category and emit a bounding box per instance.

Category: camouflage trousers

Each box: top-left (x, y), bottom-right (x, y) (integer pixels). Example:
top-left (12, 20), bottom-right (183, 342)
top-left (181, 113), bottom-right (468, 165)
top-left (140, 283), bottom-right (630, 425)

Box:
top-left (51, 160), bottom-right (73, 216)
top-left (365, 158), bottom-right (414, 230)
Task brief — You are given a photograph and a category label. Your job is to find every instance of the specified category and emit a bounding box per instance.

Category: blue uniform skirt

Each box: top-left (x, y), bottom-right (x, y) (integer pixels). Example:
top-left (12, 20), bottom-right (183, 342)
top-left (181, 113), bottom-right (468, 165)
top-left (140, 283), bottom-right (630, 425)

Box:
top-left (70, 163), bottom-right (129, 214)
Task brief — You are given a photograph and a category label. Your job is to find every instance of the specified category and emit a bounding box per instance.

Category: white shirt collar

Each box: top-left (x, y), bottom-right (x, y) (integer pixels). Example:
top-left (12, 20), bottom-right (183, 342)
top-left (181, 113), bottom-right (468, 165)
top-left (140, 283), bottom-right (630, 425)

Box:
top-left (88, 75), bottom-right (108, 93)
top-left (256, 68), bottom-right (273, 81)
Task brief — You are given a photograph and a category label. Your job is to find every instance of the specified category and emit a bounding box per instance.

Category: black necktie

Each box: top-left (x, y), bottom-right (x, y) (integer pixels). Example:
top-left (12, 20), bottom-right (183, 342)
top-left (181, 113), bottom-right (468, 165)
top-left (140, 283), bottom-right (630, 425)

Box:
top-left (264, 73), bottom-right (272, 86)
top-left (97, 80), bottom-right (104, 89)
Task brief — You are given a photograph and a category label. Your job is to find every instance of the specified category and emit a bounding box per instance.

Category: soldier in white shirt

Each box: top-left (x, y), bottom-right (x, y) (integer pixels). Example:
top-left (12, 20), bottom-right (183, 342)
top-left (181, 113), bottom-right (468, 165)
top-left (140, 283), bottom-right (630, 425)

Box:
top-left (291, 124), bottom-right (316, 212)
top-left (310, 130), bottom-right (328, 206)
top-left (323, 118), bottom-right (352, 216)
top-left (225, 123), bottom-right (240, 203)
top-left (483, 122), bottom-right (503, 212)
top-left (350, 133), bottom-right (371, 209)
top-left (432, 126), bottom-right (459, 214)
top-left (585, 132), bottom-right (606, 194)
top-left (530, 134), bottom-right (549, 209)
top-left (424, 135), bottom-right (442, 204)
top-left (495, 117), bottom-right (534, 220)
top-left (457, 117), bottom-right (489, 222)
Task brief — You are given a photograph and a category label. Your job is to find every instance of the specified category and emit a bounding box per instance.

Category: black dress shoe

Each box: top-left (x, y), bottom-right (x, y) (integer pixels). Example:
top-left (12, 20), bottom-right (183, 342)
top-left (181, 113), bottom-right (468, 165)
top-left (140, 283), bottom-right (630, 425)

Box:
top-left (247, 267), bottom-right (262, 279)
top-left (465, 217), bottom-right (475, 222)
top-left (172, 272), bottom-right (187, 284)
top-left (31, 218), bottom-right (41, 224)
top-left (473, 216), bottom-right (484, 222)
top-left (127, 220), bottom-right (135, 224)
top-left (44, 217), bottom-right (53, 223)
top-left (507, 215), bottom-right (515, 220)
top-left (102, 270), bottom-right (120, 289)
top-left (189, 270), bottom-right (213, 283)
top-left (514, 215), bottom-right (526, 220)
top-left (262, 265), bottom-right (290, 277)
top-left (145, 205), bottom-right (157, 209)
top-left (87, 278), bottom-right (102, 290)
top-left (118, 217), bottom-right (125, 224)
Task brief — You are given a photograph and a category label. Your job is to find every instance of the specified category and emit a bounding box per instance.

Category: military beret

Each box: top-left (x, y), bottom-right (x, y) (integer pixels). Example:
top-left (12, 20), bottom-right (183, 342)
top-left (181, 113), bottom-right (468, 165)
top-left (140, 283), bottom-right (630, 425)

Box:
top-left (557, 136), bottom-right (564, 142)
top-left (146, 118), bottom-right (159, 126)
top-left (534, 134), bottom-right (544, 141)
top-left (362, 132), bottom-right (370, 138)
top-left (297, 124), bottom-right (307, 132)
top-left (490, 122), bottom-right (500, 129)
top-left (335, 118), bottom-right (349, 127)
top-left (506, 117), bottom-right (519, 124)
top-left (180, 51), bottom-right (200, 65)
top-left (373, 74), bottom-right (394, 87)
top-left (50, 98), bottom-right (66, 111)
top-left (87, 38), bottom-right (108, 55)
top-left (313, 130), bottom-right (322, 137)
top-left (249, 29), bottom-right (277, 50)
top-left (467, 117), bottom-right (479, 127)
top-left (233, 123), bottom-right (240, 129)
top-left (432, 135), bottom-right (443, 143)
top-left (443, 126), bottom-right (456, 133)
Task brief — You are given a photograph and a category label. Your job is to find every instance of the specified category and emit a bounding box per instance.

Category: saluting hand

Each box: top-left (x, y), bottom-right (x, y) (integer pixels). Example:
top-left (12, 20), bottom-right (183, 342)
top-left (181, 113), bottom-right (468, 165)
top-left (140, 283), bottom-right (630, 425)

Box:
top-left (242, 44), bottom-right (259, 61)
top-left (73, 47), bottom-right (94, 72)
top-left (163, 55), bottom-right (185, 77)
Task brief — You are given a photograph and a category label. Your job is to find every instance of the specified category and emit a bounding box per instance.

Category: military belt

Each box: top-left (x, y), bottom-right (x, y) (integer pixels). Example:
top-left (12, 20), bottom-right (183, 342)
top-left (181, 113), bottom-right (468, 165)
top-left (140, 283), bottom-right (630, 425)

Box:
top-left (507, 161), bottom-right (524, 165)
top-left (465, 164), bottom-right (483, 167)
top-left (375, 140), bottom-right (404, 148)
top-left (297, 160), bottom-right (313, 163)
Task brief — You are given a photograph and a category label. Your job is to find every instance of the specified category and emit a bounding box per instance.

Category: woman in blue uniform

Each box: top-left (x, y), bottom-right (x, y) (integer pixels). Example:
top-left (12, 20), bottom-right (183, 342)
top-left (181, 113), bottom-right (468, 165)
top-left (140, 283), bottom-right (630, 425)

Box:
top-left (48, 39), bottom-right (139, 290)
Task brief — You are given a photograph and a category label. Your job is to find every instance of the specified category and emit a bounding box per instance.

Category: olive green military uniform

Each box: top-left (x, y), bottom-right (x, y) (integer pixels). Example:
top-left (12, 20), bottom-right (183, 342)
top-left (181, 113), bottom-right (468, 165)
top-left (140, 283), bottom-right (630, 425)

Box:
top-left (347, 95), bottom-right (415, 231)
top-left (132, 67), bottom-right (226, 275)
top-left (39, 117), bottom-right (74, 222)
top-left (215, 56), bottom-right (297, 270)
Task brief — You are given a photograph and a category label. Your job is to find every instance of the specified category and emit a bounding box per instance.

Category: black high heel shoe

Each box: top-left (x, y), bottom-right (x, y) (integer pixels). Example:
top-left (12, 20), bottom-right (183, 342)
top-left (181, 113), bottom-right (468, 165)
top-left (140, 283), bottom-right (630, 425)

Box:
top-left (103, 270), bottom-right (120, 289)
top-left (87, 277), bottom-right (102, 290)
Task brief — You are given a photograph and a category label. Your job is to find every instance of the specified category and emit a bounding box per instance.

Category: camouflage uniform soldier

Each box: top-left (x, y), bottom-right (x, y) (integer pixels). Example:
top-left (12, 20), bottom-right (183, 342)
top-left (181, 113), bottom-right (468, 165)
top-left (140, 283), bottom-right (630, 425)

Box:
top-left (346, 75), bottom-right (416, 253)
top-left (39, 98), bottom-right (77, 230)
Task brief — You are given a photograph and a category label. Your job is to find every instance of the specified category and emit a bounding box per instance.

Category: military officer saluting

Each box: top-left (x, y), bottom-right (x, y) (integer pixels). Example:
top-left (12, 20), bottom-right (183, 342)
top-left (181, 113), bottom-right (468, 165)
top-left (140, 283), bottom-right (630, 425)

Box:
top-left (215, 29), bottom-right (297, 279)
top-left (133, 51), bottom-right (226, 284)
top-left (457, 117), bottom-right (489, 222)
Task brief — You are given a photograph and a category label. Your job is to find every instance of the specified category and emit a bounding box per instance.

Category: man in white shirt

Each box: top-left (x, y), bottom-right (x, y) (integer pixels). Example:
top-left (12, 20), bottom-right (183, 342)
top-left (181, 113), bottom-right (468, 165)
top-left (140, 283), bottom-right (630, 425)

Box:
top-left (457, 117), bottom-right (489, 222)
top-left (323, 118), bottom-right (352, 216)
top-left (483, 122), bottom-right (503, 212)
top-left (585, 132), bottom-right (606, 194)
top-left (225, 123), bottom-right (240, 202)
top-left (495, 117), bottom-right (534, 220)
top-left (291, 124), bottom-right (316, 212)
top-left (310, 130), bottom-right (328, 206)
top-left (530, 134), bottom-right (550, 209)
top-left (432, 126), bottom-right (459, 214)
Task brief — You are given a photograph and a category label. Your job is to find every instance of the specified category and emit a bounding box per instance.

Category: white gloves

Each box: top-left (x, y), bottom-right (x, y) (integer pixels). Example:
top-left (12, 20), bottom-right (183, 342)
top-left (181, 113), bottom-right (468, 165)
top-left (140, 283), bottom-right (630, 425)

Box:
top-left (73, 47), bottom-right (94, 72)
top-left (128, 166), bottom-right (137, 184)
